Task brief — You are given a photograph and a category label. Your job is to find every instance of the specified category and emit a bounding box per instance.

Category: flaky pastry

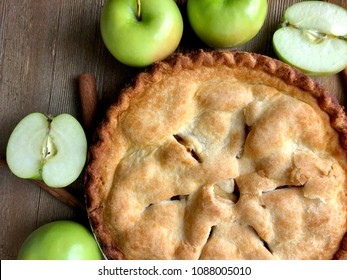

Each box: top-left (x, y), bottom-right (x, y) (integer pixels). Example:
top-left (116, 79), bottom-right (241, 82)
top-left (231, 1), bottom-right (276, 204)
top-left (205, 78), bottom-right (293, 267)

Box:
top-left (86, 50), bottom-right (347, 260)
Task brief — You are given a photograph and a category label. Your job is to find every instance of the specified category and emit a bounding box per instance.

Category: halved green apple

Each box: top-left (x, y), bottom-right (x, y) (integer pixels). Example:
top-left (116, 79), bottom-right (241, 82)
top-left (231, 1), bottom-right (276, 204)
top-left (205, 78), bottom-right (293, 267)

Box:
top-left (6, 112), bottom-right (87, 188)
top-left (273, 1), bottom-right (347, 76)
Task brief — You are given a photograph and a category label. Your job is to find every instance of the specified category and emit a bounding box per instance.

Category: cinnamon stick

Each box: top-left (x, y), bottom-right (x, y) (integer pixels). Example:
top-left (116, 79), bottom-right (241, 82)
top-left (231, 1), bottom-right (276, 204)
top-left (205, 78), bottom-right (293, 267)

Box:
top-left (33, 179), bottom-right (85, 210)
top-left (0, 157), bottom-right (85, 211)
top-left (78, 74), bottom-right (98, 133)
top-left (0, 157), bottom-right (7, 168)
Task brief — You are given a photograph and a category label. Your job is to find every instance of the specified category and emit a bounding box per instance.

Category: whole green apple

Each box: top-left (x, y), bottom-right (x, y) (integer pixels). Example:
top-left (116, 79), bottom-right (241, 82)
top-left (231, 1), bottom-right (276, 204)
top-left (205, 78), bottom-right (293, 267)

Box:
top-left (17, 220), bottom-right (103, 260)
top-left (187, 0), bottom-right (268, 48)
top-left (100, 0), bottom-right (183, 67)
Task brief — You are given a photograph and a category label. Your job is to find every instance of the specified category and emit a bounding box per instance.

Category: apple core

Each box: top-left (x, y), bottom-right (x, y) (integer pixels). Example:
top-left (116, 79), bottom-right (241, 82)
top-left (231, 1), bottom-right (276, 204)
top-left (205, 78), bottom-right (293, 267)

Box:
top-left (41, 134), bottom-right (57, 163)
top-left (6, 112), bottom-right (87, 188)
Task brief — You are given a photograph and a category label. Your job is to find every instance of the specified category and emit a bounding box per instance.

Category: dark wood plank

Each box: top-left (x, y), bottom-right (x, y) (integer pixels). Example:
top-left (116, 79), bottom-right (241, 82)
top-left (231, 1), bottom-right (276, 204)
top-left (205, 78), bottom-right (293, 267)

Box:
top-left (0, 0), bottom-right (60, 259)
top-left (0, 0), bottom-right (102, 259)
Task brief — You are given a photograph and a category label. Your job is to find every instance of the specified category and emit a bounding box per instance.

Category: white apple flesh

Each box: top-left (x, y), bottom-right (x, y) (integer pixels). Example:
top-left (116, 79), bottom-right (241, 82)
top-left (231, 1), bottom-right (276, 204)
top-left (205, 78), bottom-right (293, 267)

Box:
top-left (273, 1), bottom-right (347, 76)
top-left (6, 113), bottom-right (87, 188)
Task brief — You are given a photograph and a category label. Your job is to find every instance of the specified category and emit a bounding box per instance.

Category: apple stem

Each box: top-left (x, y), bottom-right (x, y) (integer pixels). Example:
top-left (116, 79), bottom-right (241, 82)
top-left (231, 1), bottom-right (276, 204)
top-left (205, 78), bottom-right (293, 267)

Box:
top-left (136, 0), bottom-right (142, 21)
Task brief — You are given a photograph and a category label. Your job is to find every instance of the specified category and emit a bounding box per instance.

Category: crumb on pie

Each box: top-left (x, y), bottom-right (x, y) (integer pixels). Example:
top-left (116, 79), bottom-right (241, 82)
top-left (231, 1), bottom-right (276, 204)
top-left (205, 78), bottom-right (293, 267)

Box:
top-left (85, 50), bottom-right (347, 260)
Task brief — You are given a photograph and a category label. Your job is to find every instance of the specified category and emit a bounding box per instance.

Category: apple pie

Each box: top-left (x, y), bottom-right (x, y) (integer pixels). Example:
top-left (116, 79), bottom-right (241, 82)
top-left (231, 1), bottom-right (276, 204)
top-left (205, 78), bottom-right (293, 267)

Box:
top-left (85, 50), bottom-right (347, 260)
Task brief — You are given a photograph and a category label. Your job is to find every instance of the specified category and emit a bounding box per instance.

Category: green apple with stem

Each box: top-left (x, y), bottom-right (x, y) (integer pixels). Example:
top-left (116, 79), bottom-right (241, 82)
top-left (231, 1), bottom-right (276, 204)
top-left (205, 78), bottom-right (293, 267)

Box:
top-left (273, 1), bottom-right (347, 76)
top-left (6, 112), bottom-right (87, 188)
top-left (100, 0), bottom-right (183, 67)
top-left (17, 220), bottom-right (103, 260)
top-left (187, 0), bottom-right (268, 48)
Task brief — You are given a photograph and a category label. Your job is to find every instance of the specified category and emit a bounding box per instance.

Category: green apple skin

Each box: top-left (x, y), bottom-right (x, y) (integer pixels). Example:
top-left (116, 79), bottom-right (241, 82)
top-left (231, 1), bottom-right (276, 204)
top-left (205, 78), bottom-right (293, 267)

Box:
top-left (187, 0), bottom-right (268, 48)
top-left (17, 220), bottom-right (103, 260)
top-left (273, 1), bottom-right (347, 76)
top-left (100, 0), bottom-right (183, 67)
top-left (6, 112), bottom-right (87, 188)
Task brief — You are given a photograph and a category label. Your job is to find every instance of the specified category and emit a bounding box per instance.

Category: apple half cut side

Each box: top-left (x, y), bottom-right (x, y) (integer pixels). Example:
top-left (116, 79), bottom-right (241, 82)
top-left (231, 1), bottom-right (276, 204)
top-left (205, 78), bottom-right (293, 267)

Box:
top-left (273, 1), bottom-right (347, 76)
top-left (6, 112), bottom-right (87, 188)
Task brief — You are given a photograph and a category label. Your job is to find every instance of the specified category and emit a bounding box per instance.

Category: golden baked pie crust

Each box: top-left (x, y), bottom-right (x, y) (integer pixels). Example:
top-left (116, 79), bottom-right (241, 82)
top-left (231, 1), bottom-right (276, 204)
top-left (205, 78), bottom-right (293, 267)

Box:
top-left (85, 50), bottom-right (347, 260)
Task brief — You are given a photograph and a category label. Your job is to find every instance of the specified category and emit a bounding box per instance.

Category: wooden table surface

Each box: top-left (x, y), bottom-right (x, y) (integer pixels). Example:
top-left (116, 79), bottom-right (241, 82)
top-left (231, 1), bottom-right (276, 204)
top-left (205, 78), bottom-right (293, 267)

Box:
top-left (0, 0), bottom-right (346, 259)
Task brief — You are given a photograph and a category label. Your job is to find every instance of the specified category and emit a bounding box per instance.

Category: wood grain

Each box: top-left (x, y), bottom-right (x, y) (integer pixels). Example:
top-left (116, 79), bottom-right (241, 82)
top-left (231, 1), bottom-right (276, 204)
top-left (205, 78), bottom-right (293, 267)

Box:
top-left (0, 157), bottom-right (84, 210)
top-left (0, 0), bottom-right (346, 259)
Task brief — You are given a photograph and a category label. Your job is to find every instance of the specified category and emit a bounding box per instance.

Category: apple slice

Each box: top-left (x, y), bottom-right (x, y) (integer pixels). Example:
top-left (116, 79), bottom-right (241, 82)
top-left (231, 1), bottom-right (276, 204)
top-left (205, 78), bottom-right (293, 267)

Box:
top-left (273, 1), bottom-right (347, 76)
top-left (6, 112), bottom-right (87, 188)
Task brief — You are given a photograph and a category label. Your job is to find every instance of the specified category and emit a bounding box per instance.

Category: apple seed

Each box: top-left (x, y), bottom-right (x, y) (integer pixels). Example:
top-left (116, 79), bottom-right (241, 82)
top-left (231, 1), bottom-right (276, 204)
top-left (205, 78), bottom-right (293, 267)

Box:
top-left (40, 117), bottom-right (57, 164)
top-left (281, 20), bottom-right (346, 43)
top-left (41, 135), bottom-right (56, 162)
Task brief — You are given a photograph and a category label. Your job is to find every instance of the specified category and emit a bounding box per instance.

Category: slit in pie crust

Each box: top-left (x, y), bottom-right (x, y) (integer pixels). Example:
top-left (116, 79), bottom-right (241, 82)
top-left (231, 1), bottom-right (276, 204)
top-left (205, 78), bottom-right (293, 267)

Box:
top-left (85, 50), bottom-right (347, 260)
